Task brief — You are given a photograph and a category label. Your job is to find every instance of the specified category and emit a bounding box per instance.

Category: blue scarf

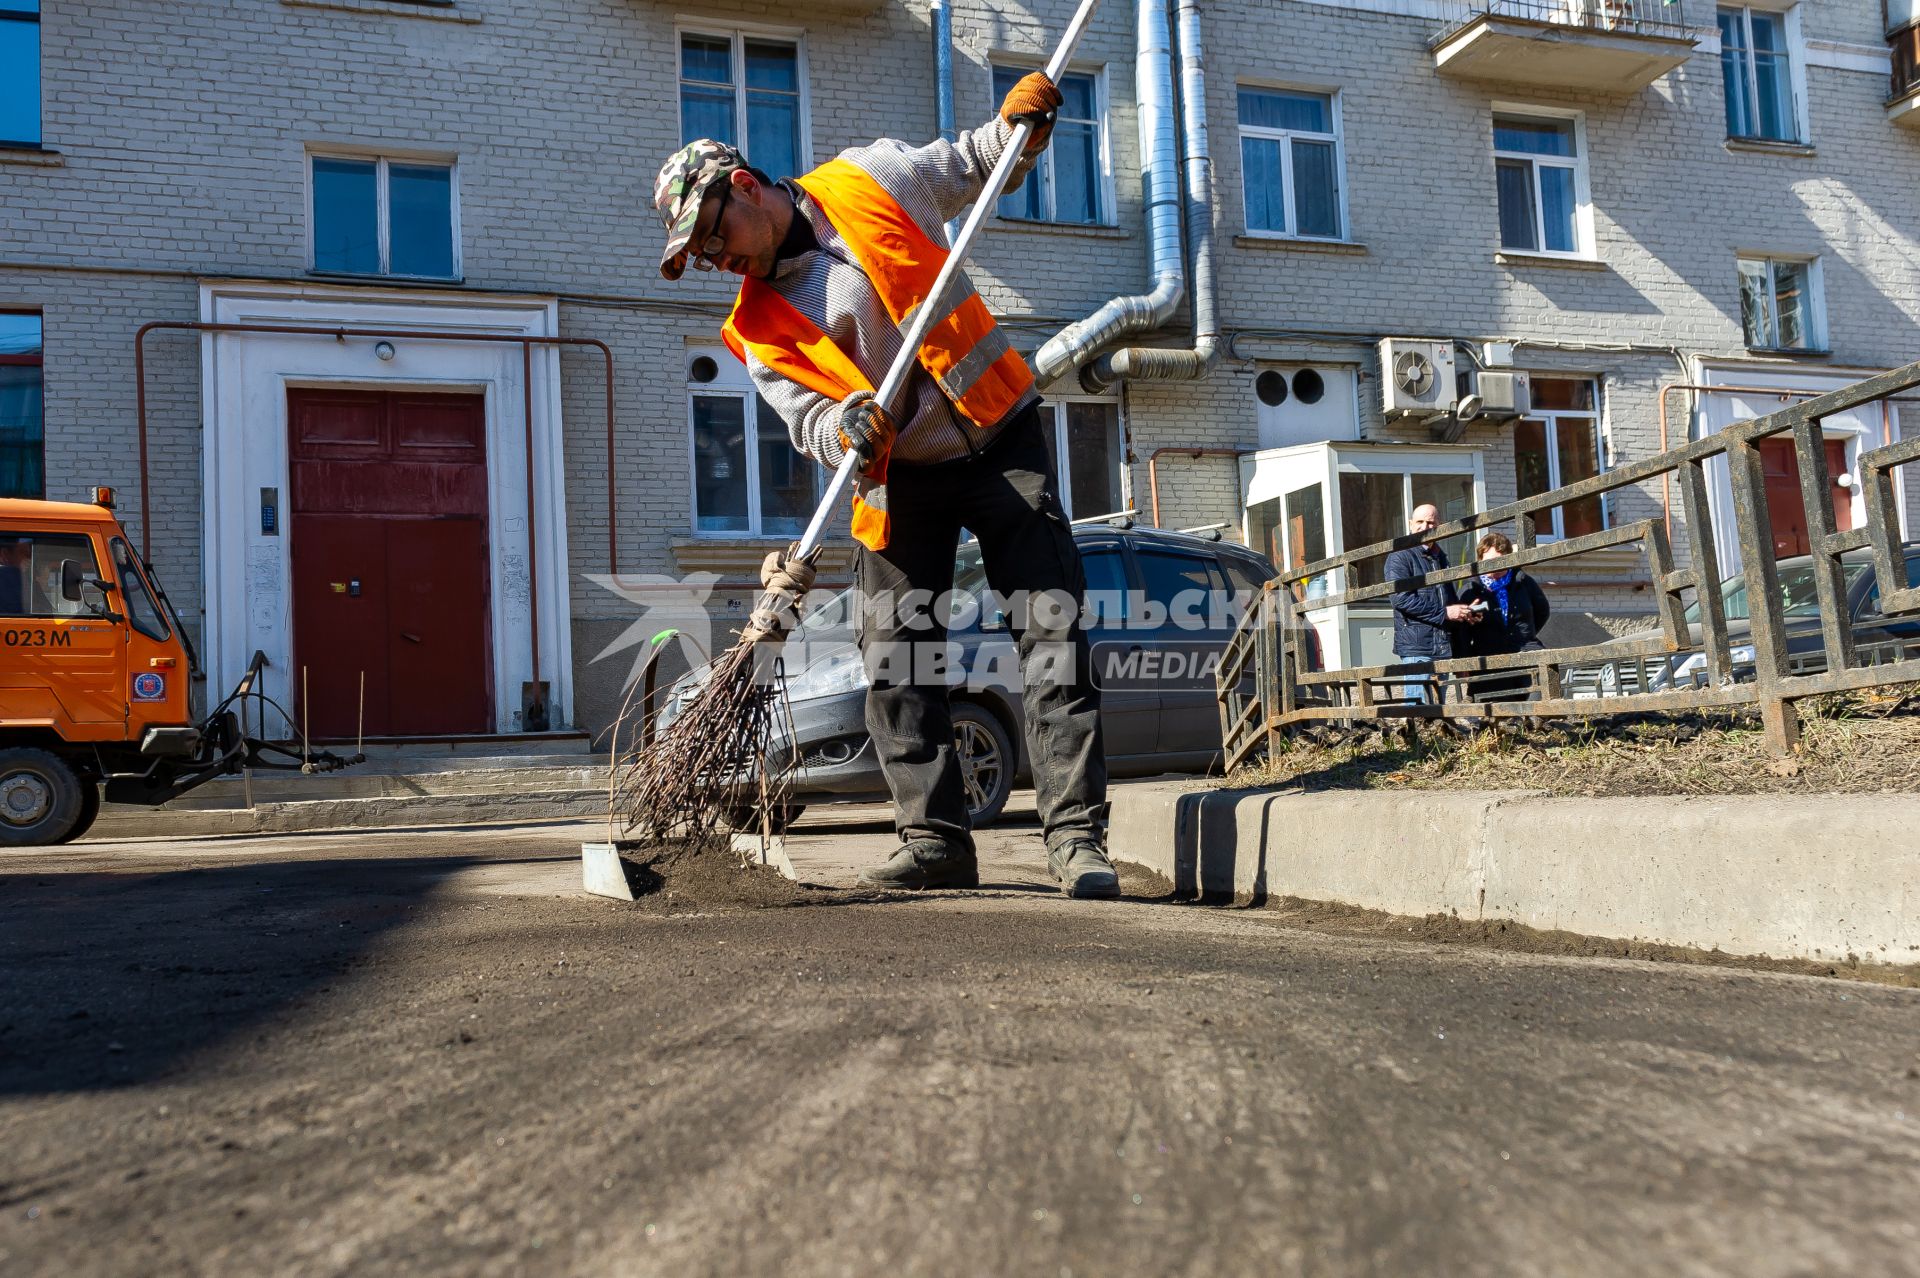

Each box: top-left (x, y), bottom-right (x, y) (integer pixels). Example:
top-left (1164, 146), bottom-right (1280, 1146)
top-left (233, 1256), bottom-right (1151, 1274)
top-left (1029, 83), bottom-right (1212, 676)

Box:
top-left (1480, 571), bottom-right (1513, 623)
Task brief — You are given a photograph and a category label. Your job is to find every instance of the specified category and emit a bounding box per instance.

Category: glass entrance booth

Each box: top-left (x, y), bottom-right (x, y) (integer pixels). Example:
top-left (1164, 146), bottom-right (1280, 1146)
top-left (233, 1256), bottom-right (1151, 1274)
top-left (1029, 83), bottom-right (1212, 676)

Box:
top-left (1241, 441), bottom-right (1486, 671)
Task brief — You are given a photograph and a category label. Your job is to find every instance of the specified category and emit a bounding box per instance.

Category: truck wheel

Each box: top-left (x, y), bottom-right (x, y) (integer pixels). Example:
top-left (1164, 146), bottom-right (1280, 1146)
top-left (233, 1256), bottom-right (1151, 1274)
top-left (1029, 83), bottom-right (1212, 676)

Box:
top-left (0, 748), bottom-right (87, 847)
top-left (56, 782), bottom-right (102, 845)
top-left (953, 701), bottom-right (1014, 829)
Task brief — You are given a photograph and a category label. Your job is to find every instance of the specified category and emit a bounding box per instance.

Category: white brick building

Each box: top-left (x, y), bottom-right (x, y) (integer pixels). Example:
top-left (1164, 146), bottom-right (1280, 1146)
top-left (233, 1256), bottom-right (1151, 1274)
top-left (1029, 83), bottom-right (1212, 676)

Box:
top-left (3, 0), bottom-right (1917, 732)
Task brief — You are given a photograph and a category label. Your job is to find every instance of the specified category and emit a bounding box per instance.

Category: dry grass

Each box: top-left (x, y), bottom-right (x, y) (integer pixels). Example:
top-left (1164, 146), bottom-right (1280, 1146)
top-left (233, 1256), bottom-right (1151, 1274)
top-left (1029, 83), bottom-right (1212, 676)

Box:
top-left (1230, 684), bottom-right (1920, 798)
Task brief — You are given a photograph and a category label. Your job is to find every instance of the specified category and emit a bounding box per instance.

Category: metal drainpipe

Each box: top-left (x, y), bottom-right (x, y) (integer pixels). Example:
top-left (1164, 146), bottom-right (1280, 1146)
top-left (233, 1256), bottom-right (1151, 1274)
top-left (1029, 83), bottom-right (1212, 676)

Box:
top-left (931, 0), bottom-right (961, 245)
top-left (1031, 0), bottom-right (1183, 387)
top-left (1082, 0), bottom-right (1219, 392)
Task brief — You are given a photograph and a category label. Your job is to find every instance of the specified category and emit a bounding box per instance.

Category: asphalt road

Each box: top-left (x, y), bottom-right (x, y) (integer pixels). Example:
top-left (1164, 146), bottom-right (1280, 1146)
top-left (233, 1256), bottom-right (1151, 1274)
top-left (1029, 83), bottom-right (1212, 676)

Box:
top-left (3, 811), bottom-right (1918, 1277)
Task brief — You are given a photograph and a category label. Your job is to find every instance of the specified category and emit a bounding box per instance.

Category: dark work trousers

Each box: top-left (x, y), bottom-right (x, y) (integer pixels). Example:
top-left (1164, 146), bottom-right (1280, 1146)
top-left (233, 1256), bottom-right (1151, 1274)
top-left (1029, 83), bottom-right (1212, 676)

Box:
top-left (853, 404), bottom-right (1108, 854)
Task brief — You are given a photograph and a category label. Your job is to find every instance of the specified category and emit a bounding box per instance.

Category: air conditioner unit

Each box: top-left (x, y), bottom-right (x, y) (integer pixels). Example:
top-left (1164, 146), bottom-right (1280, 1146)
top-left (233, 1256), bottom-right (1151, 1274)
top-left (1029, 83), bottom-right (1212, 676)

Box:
top-left (1377, 338), bottom-right (1456, 418)
top-left (1455, 370), bottom-right (1533, 423)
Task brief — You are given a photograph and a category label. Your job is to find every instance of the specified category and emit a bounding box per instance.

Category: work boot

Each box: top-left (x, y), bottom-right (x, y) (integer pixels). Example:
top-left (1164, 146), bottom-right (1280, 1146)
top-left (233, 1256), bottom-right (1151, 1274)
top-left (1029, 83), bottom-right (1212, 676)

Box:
top-left (857, 838), bottom-right (980, 891)
top-left (1047, 838), bottom-right (1121, 900)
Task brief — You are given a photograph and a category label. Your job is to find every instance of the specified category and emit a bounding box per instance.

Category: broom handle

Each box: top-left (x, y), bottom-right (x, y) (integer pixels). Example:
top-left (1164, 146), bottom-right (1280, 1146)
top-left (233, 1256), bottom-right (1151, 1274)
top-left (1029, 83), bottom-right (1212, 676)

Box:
top-left (792, 0), bottom-right (1102, 563)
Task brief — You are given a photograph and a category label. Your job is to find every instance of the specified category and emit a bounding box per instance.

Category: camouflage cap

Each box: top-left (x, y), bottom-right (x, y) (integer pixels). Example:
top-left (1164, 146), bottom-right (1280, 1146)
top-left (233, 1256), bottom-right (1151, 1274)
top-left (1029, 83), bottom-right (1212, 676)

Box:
top-left (654, 138), bottom-right (747, 280)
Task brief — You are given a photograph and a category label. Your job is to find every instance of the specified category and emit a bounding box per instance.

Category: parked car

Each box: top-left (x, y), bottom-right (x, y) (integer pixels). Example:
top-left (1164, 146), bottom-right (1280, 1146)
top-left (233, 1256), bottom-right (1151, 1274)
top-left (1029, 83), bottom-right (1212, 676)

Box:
top-left (668, 519), bottom-right (1289, 830)
top-left (1566, 542), bottom-right (1920, 697)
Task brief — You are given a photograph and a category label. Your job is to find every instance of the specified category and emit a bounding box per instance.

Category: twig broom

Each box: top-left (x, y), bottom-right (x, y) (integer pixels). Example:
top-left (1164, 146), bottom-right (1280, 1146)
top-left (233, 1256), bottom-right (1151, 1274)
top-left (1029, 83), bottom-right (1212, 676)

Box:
top-left (613, 0), bottom-right (1103, 846)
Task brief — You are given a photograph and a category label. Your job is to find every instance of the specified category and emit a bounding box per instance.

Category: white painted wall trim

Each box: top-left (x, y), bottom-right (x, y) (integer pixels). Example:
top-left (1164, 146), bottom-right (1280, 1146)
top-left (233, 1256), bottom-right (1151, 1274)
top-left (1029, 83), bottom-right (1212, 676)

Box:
top-left (1805, 39), bottom-right (1895, 76)
top-left (197, 281), bottom-right (575, 735)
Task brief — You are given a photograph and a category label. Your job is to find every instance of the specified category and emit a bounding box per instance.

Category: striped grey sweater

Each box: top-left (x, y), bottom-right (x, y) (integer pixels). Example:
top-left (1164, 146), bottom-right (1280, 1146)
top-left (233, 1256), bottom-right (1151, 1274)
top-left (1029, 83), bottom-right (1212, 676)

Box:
top-left (744, 118), bottom-right (1042, 469)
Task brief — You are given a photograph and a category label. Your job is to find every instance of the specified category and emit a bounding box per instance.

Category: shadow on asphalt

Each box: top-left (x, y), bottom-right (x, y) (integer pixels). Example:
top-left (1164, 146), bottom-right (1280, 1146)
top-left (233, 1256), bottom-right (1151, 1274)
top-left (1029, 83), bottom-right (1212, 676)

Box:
top-left (0, 855), bottom-right (499, 1096)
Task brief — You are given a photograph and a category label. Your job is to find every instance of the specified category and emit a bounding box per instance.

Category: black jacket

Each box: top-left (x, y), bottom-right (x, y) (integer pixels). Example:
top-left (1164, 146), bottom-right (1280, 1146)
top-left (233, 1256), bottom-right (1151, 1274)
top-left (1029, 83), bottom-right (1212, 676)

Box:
top-left (1457, 569), bottom-right (1551, 657)
top-left (1386, 542), bottom-right (1456, 659)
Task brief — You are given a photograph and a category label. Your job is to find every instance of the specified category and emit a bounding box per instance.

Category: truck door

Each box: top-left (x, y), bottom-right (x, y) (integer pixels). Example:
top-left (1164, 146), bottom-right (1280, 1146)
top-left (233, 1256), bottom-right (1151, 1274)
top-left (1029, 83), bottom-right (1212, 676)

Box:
top-left (109, 537), bottom-right (191, 729)
top-left (0, 530), bottom-right (125, 727)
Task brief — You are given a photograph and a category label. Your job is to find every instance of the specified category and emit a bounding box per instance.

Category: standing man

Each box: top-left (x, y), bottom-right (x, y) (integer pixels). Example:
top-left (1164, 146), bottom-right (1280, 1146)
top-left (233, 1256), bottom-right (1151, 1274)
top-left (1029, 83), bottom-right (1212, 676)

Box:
top-left (1385, 504), bottom-right (1477, 703)
top-left (651, 74), bottom-right (1120, 899)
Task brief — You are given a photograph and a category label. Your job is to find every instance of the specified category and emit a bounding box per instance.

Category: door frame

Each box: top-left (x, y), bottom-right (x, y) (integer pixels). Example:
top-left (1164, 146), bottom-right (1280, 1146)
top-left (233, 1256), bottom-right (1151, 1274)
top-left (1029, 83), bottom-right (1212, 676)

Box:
top-left (199, 283), bottom-right (573, 734)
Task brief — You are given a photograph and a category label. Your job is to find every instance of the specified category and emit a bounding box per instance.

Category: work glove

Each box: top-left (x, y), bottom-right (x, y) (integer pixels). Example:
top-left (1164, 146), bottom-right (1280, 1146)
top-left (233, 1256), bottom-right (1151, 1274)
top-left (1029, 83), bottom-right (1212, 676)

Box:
top-left (999, 71), bottom-right (1062, 155)
top-left (835, 389), bottom-right (897, 473)
top-left (743, 543), bottom-right (817, 645)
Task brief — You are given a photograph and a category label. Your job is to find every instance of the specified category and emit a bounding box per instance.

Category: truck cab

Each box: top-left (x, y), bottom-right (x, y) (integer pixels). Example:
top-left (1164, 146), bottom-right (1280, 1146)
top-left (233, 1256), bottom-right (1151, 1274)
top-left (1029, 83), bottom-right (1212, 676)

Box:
top-left (0, 489), bottom-right (305, 845)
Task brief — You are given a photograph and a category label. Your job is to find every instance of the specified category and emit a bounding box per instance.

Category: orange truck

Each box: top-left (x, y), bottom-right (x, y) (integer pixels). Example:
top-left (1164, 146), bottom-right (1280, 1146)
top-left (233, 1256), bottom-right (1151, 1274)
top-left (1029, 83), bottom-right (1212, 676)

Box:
top-left (0, 489), bottom-right (353, 846)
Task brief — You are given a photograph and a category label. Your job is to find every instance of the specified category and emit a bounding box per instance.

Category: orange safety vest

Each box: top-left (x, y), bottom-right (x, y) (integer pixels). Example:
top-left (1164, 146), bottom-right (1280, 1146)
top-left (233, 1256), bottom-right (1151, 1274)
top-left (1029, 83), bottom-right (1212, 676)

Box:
top-left (721, 157), bottom-right (1034, 551)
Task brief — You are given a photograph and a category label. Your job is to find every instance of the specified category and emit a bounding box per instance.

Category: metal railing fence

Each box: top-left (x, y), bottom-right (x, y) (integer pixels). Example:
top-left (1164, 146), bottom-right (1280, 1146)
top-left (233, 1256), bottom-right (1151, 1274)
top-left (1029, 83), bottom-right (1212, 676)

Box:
top-left (1436, 0), bottom-right (1693, 42)
top-left (1217, 361), bottom-right (1920, 769)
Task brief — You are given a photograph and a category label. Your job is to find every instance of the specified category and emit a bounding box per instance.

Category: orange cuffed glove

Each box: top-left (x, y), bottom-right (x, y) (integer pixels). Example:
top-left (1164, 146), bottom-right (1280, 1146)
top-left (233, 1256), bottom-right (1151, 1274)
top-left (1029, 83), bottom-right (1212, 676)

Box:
top-left (999, 71), bottom-right (1062, 155)
top-left (835, 390), bottom-right (897, 473)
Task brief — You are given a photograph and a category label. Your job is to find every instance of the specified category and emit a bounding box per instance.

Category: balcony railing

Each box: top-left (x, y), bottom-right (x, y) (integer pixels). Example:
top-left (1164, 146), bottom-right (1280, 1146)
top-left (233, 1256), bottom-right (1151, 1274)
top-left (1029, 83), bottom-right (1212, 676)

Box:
top-left (1438, 0), bottom-right (1691, 43)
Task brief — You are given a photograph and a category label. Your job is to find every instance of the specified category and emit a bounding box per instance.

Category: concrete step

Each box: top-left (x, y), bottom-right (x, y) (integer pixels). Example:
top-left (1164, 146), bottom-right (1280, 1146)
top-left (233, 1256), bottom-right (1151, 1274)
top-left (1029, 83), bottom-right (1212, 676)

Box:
top-left (86, 784), bottom-right (614, 841)
top-left (161, 761), bottom-right (609, 809)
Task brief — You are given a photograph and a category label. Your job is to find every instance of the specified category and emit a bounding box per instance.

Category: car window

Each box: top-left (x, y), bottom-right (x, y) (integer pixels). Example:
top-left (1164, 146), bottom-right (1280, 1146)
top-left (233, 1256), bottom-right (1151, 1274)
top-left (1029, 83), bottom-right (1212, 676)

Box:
top-left (1082, 547), bottom-right (1128, 628)
top-left (0, 532), bottom-right (102, 619)
top-left (1859, 556), bottom-right (1920, 616)
top-left (1686, 562), bottom-right (1868, 624)
top-left (111, 537), bottom-right (171, 641)
top-left (1218, 555), bottom-right (1272, 624)
top-left (1135, 548), bottom-right (1228, 630)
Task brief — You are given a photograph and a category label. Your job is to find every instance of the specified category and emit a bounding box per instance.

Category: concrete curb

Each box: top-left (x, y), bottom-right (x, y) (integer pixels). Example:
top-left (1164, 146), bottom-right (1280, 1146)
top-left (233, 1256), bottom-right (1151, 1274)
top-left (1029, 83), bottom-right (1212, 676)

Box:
top-left (1107, 780), bottom-right (1920, 965)
top-left (86, 788), bottom-right (610, 841)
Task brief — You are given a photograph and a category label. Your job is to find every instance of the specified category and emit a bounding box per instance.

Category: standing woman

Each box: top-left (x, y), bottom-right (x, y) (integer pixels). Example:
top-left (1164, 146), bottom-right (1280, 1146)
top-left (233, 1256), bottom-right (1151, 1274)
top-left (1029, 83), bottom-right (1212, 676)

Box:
top-left (1457, 532), bottom-right (1551, 703)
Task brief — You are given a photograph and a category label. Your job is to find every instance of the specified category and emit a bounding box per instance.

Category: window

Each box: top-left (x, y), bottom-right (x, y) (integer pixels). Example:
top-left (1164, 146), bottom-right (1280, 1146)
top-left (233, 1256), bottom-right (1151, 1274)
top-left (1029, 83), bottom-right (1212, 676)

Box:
top-left (680, 30), bottom-right (804, 181)
top-left (1238, 86), bottom-right (1343, 240)
top-left (1493, 112), bottom-right (1589, 257)
top-left (1718, 6), bottom-right (1801, 142)
top-left (688, 350), bottom-right (820, 536)
top-left (0, 312), bottom-right (42, 499)
top-left (0, 1), bottom-right (38, 148)
top-left (1514, 378), bottom-right (1605, 540)
top-left (310, 155), bottom-right (457, 279)
top-left (110, 538), bottom-right (170, 641)
top-left (1737, 255), bottom-right (1822, 350)
top-left (992, 66), bottom-right (1107, 225)
top-left (1339, 470), bottom-right (1477, 588)
top-left (1041, 399), bottom-right (1124, 519)
top-left (0, 531), bottom-right (97, 618)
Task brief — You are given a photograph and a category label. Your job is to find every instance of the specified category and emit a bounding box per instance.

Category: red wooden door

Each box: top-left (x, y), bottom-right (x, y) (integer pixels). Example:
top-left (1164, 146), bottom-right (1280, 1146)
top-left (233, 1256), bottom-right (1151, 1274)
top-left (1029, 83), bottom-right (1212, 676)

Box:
top-left (1757, 437), bottom-right (1851, 560)
top-left (289, 390), bottom-right (492, 737)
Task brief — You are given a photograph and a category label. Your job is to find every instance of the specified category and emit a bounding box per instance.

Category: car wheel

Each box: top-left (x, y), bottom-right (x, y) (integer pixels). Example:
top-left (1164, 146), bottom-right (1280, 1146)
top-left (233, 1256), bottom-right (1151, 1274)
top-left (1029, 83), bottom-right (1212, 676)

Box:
top-left (55, 781), bottom-right (102, 845)
top-left (952, 701), bottom-right (1014, 828)
top-left (722, 801), bottom-right (807, 835)
top-left (0, 748), bottom-right (87, 848)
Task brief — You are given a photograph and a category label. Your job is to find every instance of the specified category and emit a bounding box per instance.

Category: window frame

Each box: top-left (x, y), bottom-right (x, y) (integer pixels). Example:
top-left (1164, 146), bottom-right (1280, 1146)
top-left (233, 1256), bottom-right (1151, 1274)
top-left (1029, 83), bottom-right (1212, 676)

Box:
top-left (306, 149), bottom-right (462, 281)
top-left (1513, 378), bottom-right (1608, 542)
top-left (1236, 81), bottom-right (1348, 243)
top-left (1490, 105), bottom-right (1594, 261)
top-left (0, 309), bottom-right (44, 501)
top-left (1040, 394), bottom-right (1128, 520)
top-left (685, 347), bottom-right (824, 539)
top-left (0, 2), bottom-right (39, 149)
top-left (1735, 253), bottom-right (1825, 352)
top-left (675, 22), bottom-right (812, 179)
top-left (990, 60), bottom-right (1114, 227)
top-left (1716, 4), bottom-right (1808, 145)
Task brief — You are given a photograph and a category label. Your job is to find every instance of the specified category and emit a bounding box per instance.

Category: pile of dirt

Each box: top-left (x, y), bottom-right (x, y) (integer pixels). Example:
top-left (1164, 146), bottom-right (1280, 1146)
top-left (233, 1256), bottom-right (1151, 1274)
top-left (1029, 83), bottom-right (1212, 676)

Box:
top-left (1234, 684), bottom-right (1920, 798)
top-left (618, 840), bottom-right (829, 912)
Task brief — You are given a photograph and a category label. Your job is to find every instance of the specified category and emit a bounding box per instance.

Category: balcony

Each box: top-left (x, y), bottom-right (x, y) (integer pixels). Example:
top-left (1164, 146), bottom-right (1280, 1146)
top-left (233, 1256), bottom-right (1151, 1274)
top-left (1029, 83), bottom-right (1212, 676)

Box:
top-left (1888, 21), bottom-right (1920, 130)
top-left (1431, 0), bottom-right (1697, 96)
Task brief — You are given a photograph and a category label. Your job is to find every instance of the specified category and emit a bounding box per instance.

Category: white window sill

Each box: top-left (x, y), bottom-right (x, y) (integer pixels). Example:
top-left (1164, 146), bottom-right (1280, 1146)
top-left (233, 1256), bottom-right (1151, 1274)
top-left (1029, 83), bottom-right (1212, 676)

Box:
top-left (1495, 251), bottom-right (1607, 271)
top-left (1724, 136), bottom-right (1814, 157)
top-left (306, 270), bottom-right (467, 288)
top-left (1742, 346), bottom-right (1833, 360)
top-left (0, 146), bottom-right (64, 168)
top-left (987, 218), bottom-right (1128, 240)
top-left (1234, 234), bottom-right (1368, 256)
top-left (280, 0), bottom-right (481, 23)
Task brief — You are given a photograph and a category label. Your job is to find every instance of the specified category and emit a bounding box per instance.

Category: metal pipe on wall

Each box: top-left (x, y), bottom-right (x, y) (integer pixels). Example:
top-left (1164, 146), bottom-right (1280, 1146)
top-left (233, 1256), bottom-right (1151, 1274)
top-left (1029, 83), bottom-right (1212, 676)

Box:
top-left (1031, 0), bottom-right (1183, 387)
top-left (1147, 445), bottom-right (1244, 528)
top-left (1081, 0), bottom-right (1220, 391)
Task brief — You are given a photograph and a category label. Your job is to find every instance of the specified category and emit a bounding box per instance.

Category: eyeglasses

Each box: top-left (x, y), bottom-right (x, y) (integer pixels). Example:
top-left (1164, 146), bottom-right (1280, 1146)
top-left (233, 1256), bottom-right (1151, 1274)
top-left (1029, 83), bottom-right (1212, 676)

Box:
top-left (689, 182), bottom-right (735, 272)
